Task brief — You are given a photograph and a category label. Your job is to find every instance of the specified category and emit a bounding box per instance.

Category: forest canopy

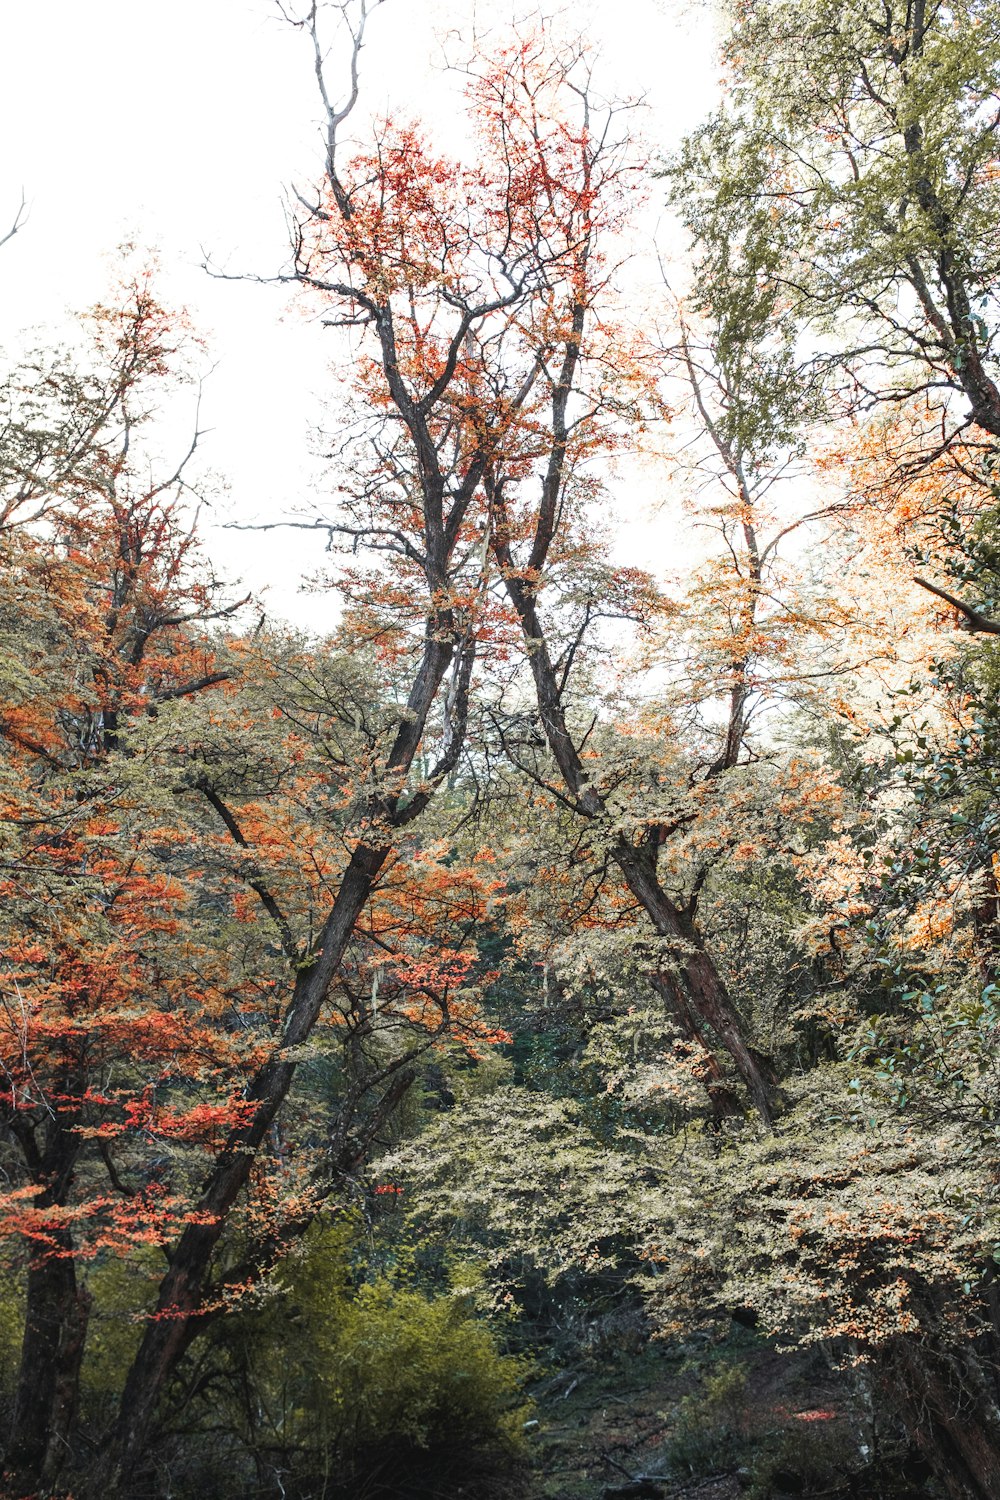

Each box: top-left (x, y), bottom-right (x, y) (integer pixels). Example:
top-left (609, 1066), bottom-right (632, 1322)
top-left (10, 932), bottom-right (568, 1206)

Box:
top-left (2, 2), bottom-right (1000, 1498)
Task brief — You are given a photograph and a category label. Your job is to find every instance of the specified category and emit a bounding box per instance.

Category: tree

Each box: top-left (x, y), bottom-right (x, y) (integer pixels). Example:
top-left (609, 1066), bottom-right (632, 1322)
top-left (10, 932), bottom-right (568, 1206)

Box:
top-left (222, 1), bottom-right (779, 1135)
top-left (38, 1), bottom-right (627, 1483)
top-left (0, 270), bottom-right (246, 1487)
top-left (678, 0), bottom-right (1000, 459)
top-left (0, 252), bottom-right (503, 1494)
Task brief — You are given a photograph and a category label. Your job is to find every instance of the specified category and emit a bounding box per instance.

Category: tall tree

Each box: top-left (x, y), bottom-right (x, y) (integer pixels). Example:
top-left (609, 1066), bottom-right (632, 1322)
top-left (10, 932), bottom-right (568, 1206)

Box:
top-left (678, 0), bottom-right (1000, 456)
top-left (0, 270), bottom-right (243, 1488)
top-left (269, 3), bottom-right (785, 1122)
top-left (0, 253), bottom-right (498, 1494)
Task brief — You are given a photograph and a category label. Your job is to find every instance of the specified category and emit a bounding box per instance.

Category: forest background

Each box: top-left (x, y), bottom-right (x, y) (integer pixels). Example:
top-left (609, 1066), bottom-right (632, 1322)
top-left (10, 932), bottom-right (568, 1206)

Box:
top-left (2, 1), bottom-right (1000, 1498)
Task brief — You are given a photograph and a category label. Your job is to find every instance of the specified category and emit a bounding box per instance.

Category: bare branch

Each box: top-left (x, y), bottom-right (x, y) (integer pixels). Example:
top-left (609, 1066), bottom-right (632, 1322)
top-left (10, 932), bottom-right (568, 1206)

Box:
top-left (0, 190), bottom-right (26, 251)
top-left (913, 575), bottom-right (1000, 635)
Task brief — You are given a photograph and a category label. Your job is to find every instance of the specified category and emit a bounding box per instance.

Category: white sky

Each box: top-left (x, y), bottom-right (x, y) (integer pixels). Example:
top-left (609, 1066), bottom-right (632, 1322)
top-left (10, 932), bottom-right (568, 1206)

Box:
top-left (0, 0), bottom-right (720, 628)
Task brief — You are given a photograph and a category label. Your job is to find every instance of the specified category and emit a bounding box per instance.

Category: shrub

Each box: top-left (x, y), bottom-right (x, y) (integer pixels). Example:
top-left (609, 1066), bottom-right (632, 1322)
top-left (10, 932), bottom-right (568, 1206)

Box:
top-left (664, 1359), bottom-right (750, 1477)
top-left (291, 1225), bottom-right (529, 1455)
top-left (190, 1220), bottom-right (531, 1497)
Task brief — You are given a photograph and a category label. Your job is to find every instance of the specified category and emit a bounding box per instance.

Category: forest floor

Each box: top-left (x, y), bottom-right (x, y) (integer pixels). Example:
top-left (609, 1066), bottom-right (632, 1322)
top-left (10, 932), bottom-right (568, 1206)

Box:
top-left (520, 1324), bottom-right (931, 1500)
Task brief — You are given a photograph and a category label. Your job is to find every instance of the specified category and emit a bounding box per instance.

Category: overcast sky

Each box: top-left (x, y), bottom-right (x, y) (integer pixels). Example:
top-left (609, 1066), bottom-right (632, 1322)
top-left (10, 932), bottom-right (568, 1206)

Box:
top-left (0, 0), bottom-right (719, 627)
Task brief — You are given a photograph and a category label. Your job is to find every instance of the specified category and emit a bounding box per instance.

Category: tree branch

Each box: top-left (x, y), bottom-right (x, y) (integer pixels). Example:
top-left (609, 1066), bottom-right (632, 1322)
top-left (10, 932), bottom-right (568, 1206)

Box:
top-left (913, 576), bottom-right (1000, 635)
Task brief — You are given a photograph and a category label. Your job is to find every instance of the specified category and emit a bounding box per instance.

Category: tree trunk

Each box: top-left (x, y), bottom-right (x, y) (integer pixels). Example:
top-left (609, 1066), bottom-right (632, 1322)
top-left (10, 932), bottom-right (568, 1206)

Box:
top-left (650, 970), bottom-right (742, 1120)
top-left (494, 562), bottom-right (777, 1123)
top-left (619, 845), bottom-right (775, 1124)
top-left (87, 626), bottom-right (458, 1493)
top-left (5, 1086), bottom-right (88, 1495)
top-left (7, 1245), bottom-right (91, 1493)
top-left (880, 1333), bottom-right (1000, 1500)
top-left (87, 849), bottom-right (383, 1495)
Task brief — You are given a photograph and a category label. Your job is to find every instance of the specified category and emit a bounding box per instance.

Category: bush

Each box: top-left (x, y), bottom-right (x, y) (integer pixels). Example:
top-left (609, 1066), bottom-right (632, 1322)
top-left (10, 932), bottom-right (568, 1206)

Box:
top-left (186, 1219), bottom-right (531, 1498)
top-left (270, 1220), bottom-right (527, 1447)
top-left (317, 1278), bottom-right (528, 1453)
top-left (664, 1359), bottom-right (750, 1477)
top-left (661, 1351), bottom-right (862, 1498)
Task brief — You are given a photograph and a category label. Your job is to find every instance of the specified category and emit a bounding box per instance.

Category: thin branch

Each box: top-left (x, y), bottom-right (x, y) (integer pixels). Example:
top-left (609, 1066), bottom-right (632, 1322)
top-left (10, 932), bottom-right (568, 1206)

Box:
top-left (196, 783), bottom-right (302, 962)
top-left (0, 190), bottom-right (26, 250)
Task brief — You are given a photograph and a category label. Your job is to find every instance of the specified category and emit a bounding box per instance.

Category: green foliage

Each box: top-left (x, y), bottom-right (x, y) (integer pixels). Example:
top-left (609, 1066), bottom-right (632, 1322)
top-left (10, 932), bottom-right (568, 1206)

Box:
top-left (0, 1272), bottom-right (22, 1398)
top-left (189, 1219), bottom-right (530, 1494)
top-left (661, 1351), bottom-right (862, 1495)
top-left (744, 1418), bottom-right (862, 1500)
top-left (386, 1085), bottom-right (649, 1305)
top-left (80, 1253), bottom-right (158, 1409)
top-left (312, 1278), bottom-right (527, 1451)
top-left (278, 1222), bottom-right (530, 1455)
top-left (662, 116), bottom-right (820, 465)
top-left (664, 1358), bottom-right (750, 1477)
top-left (671, 0), bottom-right (1000, 437)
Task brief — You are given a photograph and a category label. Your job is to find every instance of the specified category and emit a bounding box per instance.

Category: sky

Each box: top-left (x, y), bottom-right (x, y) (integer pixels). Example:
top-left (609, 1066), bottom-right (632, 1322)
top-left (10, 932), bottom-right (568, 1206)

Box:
top-left (0, 0), bottom-right (720, 628)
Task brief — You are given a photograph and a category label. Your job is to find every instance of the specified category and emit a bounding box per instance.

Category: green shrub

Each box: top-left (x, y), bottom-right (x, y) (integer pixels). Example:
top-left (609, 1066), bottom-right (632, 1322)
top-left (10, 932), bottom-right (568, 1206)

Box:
top-left (281, 1222), bottom-right (529, 1456)
top-left (746, 1419), bottom-right (860, 1500)
top-left (193, 1219), bottom-right (531, 1496)
top-left (664, 1359), bottom-right (750, 1477)
top-left (315, 1278), bottom-right (529, 1453)
top-left (661, 1352), bottom-right (860, 1497)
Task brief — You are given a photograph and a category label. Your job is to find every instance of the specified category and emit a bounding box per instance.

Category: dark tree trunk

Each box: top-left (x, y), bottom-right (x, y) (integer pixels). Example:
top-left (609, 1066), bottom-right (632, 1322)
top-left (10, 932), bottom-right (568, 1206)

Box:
top-left (90, 634), bottom-right (457, 1495)
top-left (650, 970), bottom-right (743, 1120)
top-left (7, 1243), bottom-right (91, 1493)
top-left (880, 1333), bottom-right (1000, 1500)
top-left (89, 845), bottom-right (386, 1495)
top-left (5, 1085), bottom-right (88, 1495)
top-left (617, 844), bottom-right (776, 1124)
